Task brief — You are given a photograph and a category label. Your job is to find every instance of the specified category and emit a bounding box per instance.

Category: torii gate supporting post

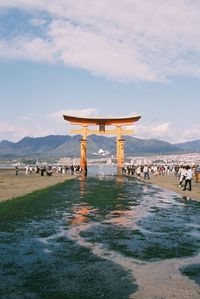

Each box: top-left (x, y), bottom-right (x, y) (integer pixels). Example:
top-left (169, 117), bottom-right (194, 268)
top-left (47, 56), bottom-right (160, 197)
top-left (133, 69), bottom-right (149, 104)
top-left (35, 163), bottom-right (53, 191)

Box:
top-left (116, 126), bottom-right (125, 174)
top-left (80, 126), bottom-right (88, 175)
top-left (80, 138), bottom-right (87, 175)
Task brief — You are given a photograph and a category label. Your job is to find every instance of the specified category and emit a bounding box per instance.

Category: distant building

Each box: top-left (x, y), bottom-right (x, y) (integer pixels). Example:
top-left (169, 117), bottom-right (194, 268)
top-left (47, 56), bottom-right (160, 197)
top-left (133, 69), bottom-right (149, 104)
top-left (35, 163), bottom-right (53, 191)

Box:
top-left (129, 152), bottom-right (200, 166)
top-left (59, 157), bottom-right (72, 165)
top-left (92, 148), bottom-right (110, 156)
top-left (73, 158), bottom-right (80, 165)
top-left (59, 157), bottom-right (80, 165)
top-left (106, 158), bottom-right (112, 165)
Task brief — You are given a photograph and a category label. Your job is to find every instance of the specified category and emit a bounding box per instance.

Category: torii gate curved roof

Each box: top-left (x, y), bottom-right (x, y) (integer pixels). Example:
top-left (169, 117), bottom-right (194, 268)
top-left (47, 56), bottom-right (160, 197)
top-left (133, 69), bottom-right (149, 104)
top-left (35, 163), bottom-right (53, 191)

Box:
top-left (63, 115), bottom-right (141, 126)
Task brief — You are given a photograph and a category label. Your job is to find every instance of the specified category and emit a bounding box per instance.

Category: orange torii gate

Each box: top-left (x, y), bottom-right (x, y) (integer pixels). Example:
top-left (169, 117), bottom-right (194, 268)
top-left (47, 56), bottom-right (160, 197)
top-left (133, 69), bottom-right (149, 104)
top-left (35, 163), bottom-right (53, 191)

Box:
top-left (63, 115), bottom-right (141, 174)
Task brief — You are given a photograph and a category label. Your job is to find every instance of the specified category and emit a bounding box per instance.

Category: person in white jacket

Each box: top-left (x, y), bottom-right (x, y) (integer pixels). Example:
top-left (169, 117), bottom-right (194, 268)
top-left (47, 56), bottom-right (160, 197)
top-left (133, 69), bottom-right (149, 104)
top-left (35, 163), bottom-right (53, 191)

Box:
top-left (183, 166), bottom-right (193, 191)
top-left (179, 166), bottom-right (187, 187)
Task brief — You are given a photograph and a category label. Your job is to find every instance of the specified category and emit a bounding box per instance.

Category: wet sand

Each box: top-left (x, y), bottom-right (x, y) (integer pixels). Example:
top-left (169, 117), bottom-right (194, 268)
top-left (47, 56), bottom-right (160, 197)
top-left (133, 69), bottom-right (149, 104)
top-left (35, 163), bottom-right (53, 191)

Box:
top-left (0, 169), bottom-right (78, 202)
top-left (1, 170), bottom-right (200, 298)
top-left (141, 174), bottom-right (200, 201)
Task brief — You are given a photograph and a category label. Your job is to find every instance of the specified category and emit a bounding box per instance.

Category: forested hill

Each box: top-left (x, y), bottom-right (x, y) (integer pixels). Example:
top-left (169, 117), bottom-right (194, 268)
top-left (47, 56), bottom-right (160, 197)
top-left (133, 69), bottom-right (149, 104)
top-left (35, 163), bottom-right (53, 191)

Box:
top-left (0, 134), bottom-right (196, 159)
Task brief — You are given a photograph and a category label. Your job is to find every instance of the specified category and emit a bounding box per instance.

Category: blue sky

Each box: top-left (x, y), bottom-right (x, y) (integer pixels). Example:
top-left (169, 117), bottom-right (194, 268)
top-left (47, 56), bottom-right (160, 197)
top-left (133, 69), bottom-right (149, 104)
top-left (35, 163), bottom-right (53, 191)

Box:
top-left (0, 1), bottom-right (199, 143)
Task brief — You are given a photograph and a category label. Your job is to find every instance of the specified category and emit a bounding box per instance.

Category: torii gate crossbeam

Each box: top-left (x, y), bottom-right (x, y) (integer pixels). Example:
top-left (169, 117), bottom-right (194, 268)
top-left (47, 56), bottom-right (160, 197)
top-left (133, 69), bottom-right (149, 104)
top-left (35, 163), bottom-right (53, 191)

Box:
top-left (63, 115), bottom-right (141, 174)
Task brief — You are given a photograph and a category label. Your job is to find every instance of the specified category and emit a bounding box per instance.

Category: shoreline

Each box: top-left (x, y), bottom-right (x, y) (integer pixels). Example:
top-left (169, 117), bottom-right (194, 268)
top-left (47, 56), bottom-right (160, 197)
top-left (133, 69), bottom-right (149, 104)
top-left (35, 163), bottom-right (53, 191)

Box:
top-left (136, 174), bottom-right (200, 201)
top-left (0, 169), bottom-right (79, 202)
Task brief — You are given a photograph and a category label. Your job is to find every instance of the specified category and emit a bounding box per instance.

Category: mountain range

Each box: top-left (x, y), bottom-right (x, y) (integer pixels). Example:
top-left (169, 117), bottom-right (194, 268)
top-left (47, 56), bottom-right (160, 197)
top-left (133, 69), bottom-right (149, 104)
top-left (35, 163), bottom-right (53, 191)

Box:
top-left (0, 135), bottom-right (199, 160)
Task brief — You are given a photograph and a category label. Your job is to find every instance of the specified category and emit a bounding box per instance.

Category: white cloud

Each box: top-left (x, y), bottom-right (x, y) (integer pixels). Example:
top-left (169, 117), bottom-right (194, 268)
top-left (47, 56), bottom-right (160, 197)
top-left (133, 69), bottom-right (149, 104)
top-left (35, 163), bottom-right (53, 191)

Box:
top-left (49, 108), bottom-right (98, 122)
top-left (135, 122), bottom-right (172, 141)
top-left (135, 122), bottom-right (200, 143)
top-left (0, 120), bottom-right (65, 142)
top-left (181, 125), bottom-right (200, 142)
top-left (0, 122), bottom-right (31, 141)
top-left (0, 1), bottom-right (200, 81)
top-left (47, 20), bottom-right (155, 81)
top-left (0, 109), bottom-right (99, 141)
top-left (0, 37), bottom-right (55, 63)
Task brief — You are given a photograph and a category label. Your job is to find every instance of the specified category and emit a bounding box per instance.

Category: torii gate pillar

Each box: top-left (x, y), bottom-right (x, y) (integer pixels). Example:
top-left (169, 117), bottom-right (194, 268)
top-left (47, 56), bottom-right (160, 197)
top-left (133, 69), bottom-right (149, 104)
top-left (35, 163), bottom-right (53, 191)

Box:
top-left (117, 139), bottom-right (125, 168)
top-left (116, 126), bottom-right (125, 174)
top-left (80, 138), bottom-right (87, 174)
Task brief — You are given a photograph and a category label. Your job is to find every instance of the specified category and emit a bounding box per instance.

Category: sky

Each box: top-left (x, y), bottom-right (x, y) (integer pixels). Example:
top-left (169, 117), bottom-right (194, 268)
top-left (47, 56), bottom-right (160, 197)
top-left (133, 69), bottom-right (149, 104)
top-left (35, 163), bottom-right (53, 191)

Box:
top-left (0, 0), bottom-right (199, 144)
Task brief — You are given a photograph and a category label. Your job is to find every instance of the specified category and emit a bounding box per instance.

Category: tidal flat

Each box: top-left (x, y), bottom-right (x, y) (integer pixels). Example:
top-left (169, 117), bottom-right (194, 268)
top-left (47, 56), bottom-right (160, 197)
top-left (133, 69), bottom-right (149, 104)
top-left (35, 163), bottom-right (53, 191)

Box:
top-left (0, 169), bottom-right (77, 202)
top-left (0, 175), bottom-right (200, 298)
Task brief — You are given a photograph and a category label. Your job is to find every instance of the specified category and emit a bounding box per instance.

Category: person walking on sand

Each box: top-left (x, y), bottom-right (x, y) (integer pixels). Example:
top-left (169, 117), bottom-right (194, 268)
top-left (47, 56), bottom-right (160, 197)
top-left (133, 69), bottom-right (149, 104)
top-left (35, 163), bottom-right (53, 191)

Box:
top-left (15, 165), bottom-right (18, 176)
top-left (136, 166), bottom-right (141, 177)
top-left (143, 165), bottom-right (150, 180)
top-left (183, 166), bottom-right (193, 191)
top-left (25, 165), bottom-right (29, 175)
top-left (70, 165), bottom-right (74, 175)
top-left (179, 166), bottom-right (187, 187)
top-left (195, 165), bottom-right (200, 183)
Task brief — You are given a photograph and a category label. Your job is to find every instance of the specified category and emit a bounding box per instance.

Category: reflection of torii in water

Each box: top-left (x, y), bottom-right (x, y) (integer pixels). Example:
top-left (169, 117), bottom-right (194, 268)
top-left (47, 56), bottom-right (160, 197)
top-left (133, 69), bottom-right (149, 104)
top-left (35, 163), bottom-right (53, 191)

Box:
top-left (63, 115), bottom-right (141, 175)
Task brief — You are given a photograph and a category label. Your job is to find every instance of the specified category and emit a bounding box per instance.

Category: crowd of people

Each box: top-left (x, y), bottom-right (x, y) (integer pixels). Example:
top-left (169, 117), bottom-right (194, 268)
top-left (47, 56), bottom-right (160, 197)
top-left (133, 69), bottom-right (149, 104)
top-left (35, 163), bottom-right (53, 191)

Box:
top-left (24, 164), bottom-right (81, 176)
top-left (124, 164), bottom-right (200, 192)
top-left (15, 162), bottom-right (200, 192)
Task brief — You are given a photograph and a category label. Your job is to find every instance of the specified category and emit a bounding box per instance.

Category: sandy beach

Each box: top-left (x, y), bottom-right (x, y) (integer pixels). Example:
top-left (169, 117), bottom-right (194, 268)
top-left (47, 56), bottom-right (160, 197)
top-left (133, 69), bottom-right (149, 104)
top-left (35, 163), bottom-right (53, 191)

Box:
top-left (142, 174), bottom-right (200, 201)
top-left (0, 169), bottom-right (78, 202)
top-left (1, 169), bottom-right (199, 203)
